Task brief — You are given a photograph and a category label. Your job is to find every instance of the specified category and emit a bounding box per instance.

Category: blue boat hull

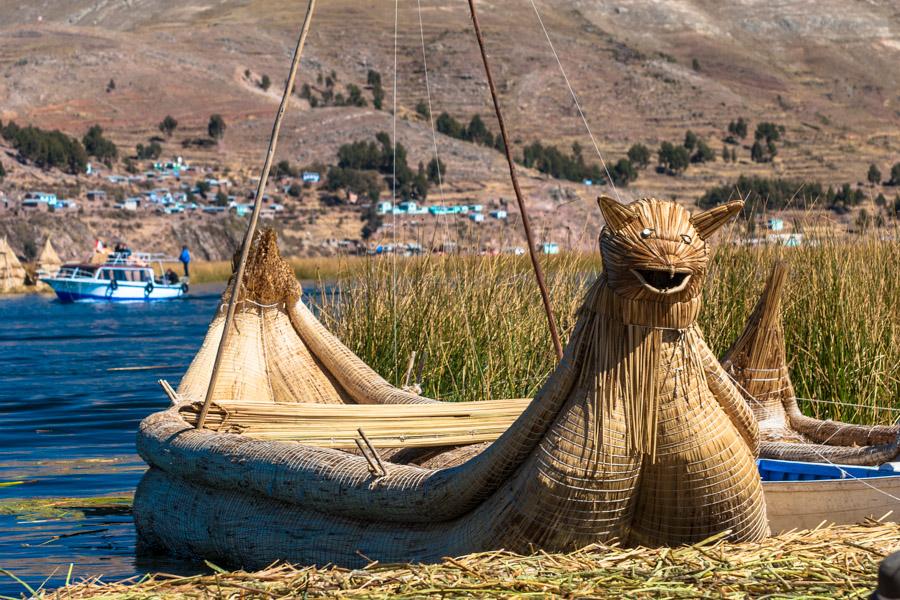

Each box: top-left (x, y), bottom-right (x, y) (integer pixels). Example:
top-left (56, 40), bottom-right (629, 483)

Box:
top-left (41, 277), bottom-right (185, 303)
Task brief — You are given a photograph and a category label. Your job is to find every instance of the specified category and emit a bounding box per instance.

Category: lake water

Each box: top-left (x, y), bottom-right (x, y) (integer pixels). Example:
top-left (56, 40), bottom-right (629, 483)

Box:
top-left (0, 286), bottom-right (229, 596)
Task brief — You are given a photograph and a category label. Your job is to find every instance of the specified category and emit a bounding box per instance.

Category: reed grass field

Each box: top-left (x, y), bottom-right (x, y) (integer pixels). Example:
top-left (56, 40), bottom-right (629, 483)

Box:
top-left (305, 235), bottom-right (900, 425)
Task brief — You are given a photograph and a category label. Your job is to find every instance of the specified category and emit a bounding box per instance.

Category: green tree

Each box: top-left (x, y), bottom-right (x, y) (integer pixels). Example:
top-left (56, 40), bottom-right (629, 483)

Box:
top-left (0, 162), bottom-right (5, 180)
top-left (657, 141), bottom-right (690, 174)
top-left (875, 193), bottom-right (887, 207)
top-left (890, 163), bottom-right (900, 186)
top-left (755, 122), bottom-right (783, 143)
top-left (436, 112), bottom-right (464, 138)
top-left (867, 164), bottom-right (882, 186)
top-left (728, 117), bottom-right (748, 140)
top-left (208, 114), bottom-right (226, 140)
top-left (215, 190), bottom-right (229, 206)
top-left (610, 158), bottom-right (638, 186)
top-left (159, 115), bottom-right (178, 137)
top-left (683, 130), bottom-right (698, 151)
top-left (465, 114), bottom-right (493, 146)
top-left (721, 145), bottom-right (730, 162)
top-left (627, 143), bottom-right (651, 169)
top-left (260, 74), bottom-right (271, 91)
top-left (691, 58), bottom-right (701, 71)
top-left (275, 160), bottom-right (296, 178)
top-left (82, 125), bottom-right (118, 165)
top-left (136, 142), bottom-right (162, 160)
top-left (426, 157), bottom-right (445, 184)
top-left (346, 84), bottom-right (367, 107)
top-left (691, 139), bottom-right (715, 163)
top-left (415, 101), bottom-right (430, 119)
top-left (299, 83), bottom-right (312, 99)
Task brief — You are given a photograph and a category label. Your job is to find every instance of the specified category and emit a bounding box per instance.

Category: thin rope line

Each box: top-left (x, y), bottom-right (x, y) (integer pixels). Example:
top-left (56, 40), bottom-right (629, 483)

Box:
top-left (391, 0), bottom-right (400, 382)
top-left (527, 0), bottom-right (621, 202)
top-left (416, 0), bottom-right (445, 204)
top-left (796, 397), bottom-right (900, 414)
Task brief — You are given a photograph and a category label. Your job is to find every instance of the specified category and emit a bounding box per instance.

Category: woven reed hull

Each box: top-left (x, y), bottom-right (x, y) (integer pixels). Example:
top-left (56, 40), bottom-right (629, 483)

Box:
top-left (135, 466), bottom-right (895, 569)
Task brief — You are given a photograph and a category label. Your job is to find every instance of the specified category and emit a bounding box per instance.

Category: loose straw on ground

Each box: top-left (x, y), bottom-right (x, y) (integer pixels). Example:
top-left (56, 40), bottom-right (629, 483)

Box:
top-left (39, 521), bottom-right (899, 599)
top-left (196, 0), bottom-right (318, 429)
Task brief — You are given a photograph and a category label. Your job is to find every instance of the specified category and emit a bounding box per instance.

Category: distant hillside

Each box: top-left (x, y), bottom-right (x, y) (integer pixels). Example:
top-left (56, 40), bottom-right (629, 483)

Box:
top-left (0, 0), bottom-right (897, 242)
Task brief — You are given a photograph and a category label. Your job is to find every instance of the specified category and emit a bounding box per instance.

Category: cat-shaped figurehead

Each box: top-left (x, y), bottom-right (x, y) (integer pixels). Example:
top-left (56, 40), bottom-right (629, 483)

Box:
top-left (594, 195), bottom-right (744, 330)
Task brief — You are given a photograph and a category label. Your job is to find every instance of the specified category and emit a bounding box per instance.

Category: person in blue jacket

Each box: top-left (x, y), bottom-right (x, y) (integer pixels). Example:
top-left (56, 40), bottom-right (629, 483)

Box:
top-left (179, 245), bottom-right (191, 277)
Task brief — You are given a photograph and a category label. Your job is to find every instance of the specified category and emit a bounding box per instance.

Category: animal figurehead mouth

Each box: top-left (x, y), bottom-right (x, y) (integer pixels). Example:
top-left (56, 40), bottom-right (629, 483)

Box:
top-left (631, 268), bottom-right (692, 295)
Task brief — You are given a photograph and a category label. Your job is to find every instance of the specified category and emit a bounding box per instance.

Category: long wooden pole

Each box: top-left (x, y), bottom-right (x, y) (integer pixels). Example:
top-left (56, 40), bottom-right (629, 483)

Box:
top-left (196, 0), bottom-right (318, 429)
top-left (466, 0), bottom-right (563, 360)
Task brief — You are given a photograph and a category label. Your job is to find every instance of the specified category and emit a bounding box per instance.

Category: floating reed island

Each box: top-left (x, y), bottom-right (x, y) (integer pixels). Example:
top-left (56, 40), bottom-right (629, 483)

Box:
top-left (43, 522), bottom-right (899, 599)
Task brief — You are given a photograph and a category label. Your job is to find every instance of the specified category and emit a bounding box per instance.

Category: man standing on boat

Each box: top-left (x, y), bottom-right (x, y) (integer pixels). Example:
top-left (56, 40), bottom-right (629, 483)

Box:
top-left (179, 245), bottom-right (191, 278)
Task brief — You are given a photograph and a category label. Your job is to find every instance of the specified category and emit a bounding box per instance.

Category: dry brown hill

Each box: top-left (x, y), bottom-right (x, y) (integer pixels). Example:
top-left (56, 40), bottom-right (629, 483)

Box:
top-left (0, 0), bottom-right (897, 250)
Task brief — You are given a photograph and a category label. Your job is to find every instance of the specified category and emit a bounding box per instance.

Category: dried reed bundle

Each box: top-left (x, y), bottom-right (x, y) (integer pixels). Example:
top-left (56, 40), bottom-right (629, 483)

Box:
top-left (178, 398), bottom-right (529, 448)
top-left (0, 236), bottom-right (27, 291)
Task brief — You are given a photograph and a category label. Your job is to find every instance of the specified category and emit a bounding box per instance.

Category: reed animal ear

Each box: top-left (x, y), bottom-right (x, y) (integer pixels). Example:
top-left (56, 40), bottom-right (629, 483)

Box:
top-left (690, 200), bottom-right (744, 240)
top-left (598, 195), bottom-right (637, 231)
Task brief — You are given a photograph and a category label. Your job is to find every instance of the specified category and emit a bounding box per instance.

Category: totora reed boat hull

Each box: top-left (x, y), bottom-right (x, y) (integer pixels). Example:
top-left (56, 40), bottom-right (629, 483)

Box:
top-left (134, 459), bottom-right (900, 569)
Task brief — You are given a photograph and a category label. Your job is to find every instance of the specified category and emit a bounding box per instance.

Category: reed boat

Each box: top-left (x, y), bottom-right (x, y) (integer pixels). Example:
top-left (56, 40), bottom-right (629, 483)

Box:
top-left (136, 199), bottom-right (780, 569)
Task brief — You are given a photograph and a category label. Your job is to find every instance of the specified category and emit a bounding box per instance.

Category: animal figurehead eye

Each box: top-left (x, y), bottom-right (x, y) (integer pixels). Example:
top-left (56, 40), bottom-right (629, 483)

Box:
top-left (680, 234), bottom-right (693, 244)
top-left (640, 228), bottom-right (655, 239)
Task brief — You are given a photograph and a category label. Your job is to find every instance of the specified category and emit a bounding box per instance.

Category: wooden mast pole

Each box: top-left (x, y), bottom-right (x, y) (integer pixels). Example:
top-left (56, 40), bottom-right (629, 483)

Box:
top-left (196, 0), bottom-right (318, 429)
top-left (466, 0), bottom-right (563, 360)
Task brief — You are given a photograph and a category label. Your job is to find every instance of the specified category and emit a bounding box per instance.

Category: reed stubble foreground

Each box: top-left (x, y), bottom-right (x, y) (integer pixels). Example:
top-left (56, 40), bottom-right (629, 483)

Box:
top-left (134, 197), bottom-right (768, 569)
top-left (44, 522), bottom-right (898, 599)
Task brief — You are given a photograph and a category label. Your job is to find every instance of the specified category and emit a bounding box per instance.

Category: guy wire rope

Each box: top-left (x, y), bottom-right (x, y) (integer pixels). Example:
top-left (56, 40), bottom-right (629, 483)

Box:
top-left (391, 0), bottom-right (400, 383)
top-left (527, 0), bottom-right (621, 201)
top-left (466, 0), bottom-right (563, 360)
top-left (196, 0), bottom-right (318, 429)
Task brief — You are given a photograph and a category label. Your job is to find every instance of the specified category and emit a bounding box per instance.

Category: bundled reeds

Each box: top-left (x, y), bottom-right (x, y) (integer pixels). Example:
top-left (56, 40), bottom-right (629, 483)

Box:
top-left (178, 398), bottom-right (528, 447)
top-left (39, 521), bottom-right (899, 599)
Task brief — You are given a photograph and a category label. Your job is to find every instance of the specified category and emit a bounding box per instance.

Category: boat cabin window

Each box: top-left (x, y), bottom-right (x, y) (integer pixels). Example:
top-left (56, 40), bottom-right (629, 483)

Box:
top-left (98, 268), bottom-right (151, 282)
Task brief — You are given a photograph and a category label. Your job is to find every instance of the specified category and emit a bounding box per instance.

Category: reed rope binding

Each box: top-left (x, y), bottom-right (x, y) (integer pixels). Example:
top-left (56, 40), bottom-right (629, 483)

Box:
top-left (467, 0), bottom-right (563, 360)
top-left (196, 0), bottom-right (318, 429)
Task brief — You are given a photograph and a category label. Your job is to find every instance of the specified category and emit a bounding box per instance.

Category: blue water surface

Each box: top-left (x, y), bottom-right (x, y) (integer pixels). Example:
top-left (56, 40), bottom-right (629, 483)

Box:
top-left (0, 286), bottom-right (227, 596)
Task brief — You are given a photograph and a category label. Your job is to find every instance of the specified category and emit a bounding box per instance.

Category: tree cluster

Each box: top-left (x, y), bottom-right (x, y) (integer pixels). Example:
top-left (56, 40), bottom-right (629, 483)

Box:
top-left (750, 122), bottom-right (784, 163)
top-left (82, 125), bottom-right (118, 166)
top-left (299, 70), bottom-right (371, 109)
top-left (136, 142), bottom-right (162, 160)
top-left (869, 162), bottom-right (900, 186)
top-left (521, 141), bottom-right (604, 183)
top-left (435, 112), bottom-right (503, 150)
top-left (0, 121), bottom-right (87, 174)
top-left (725, 118), bottom-right (748, 144)
top-left (329, 132), bottom-right (439, 202)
